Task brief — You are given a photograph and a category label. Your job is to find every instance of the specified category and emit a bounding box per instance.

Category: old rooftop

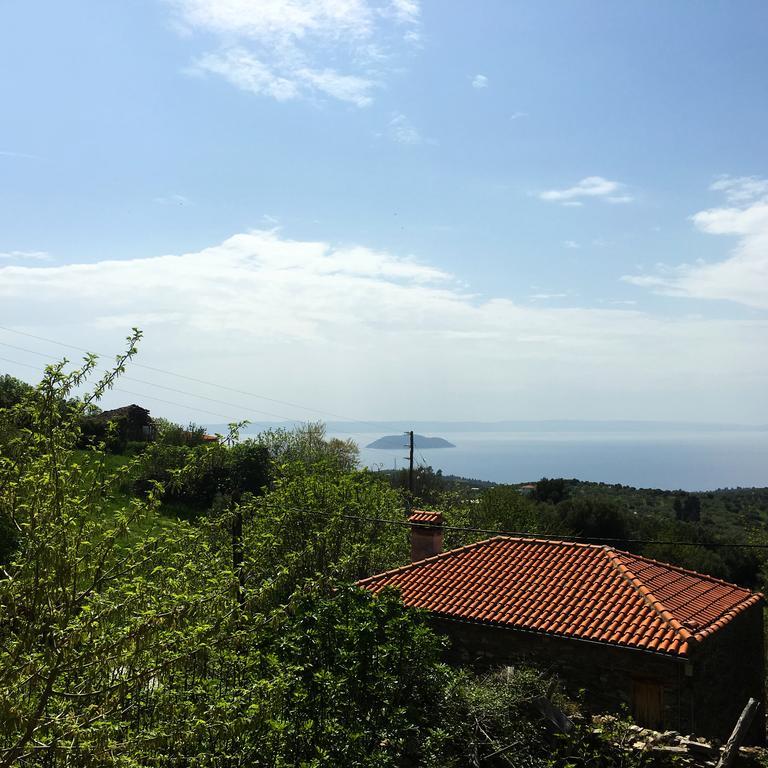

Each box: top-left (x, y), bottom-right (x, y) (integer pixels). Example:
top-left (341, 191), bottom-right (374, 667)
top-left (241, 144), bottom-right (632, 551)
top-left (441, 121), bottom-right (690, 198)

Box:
top-left (358, 536), bottom-right (761, 657)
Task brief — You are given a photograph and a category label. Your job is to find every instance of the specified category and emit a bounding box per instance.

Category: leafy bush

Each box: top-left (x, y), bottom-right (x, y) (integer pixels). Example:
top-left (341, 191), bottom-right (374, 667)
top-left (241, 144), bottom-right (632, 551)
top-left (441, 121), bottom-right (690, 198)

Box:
top-left (0, 373), bottom-right (33, 409)
top-left (557, 497), bottom-right (633, 543)
top-left (153, 417), bottom-right (207, 447)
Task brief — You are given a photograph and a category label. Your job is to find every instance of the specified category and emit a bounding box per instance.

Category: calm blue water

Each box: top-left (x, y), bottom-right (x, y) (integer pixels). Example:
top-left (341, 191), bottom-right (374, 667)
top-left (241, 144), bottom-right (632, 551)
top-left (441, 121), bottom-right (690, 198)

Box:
top-left (328, 430), bottom-right (768, 491)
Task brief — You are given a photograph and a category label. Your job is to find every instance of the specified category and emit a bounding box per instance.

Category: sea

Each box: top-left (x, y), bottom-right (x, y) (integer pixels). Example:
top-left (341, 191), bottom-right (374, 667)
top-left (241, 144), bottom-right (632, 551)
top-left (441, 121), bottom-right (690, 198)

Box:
top-left (326, 429), bottom-right (768, 492)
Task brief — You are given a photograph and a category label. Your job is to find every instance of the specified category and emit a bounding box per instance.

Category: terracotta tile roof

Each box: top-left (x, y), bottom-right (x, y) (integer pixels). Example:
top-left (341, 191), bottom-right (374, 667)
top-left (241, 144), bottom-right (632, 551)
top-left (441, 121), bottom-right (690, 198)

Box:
top-left (357, 537), bottom-right (762, 657)
top-left (408, 510), bottom-right (443, 525)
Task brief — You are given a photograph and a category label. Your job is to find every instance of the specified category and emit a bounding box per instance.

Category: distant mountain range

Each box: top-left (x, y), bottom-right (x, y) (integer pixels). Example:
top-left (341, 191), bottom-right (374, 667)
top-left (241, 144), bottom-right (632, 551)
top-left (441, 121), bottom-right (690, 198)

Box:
top-left (366, 434), bottom-right (455, 449)
top-left (205, 419), bottom-right (768, 436)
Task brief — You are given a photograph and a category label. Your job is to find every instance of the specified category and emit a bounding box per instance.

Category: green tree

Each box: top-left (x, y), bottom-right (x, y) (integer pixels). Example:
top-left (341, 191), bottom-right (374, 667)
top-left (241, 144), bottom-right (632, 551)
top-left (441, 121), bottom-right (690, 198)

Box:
top-left (0, 373), bottom-right (33, 410)
top-left (475, 484), bottom-right (562, 535)
top-left (256, 421), bottom-right (359, 471)
top-left (152, 417), bottom-right (207, 447)
top-left (0, 333), bottom-right (234, 766)
top-left (534, 477), bottom-right (570, 505)
top-left (557, 497), bottom-right (632, 543)
top-left (240, 461), bottom-right (408, 610)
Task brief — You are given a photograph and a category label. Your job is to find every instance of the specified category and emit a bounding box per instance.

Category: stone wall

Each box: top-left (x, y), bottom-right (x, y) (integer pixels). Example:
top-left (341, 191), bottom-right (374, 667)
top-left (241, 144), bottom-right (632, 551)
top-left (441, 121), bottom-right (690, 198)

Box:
top-left (430, 608), bottom-right (764, 744)
top-left (687, 603), bottom-right (764, 744)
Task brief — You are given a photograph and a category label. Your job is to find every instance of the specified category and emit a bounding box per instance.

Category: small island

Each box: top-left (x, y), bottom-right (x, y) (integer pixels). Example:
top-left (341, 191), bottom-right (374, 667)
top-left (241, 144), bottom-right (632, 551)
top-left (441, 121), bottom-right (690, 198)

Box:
top-left (366, 434), bottom-right (456, 449)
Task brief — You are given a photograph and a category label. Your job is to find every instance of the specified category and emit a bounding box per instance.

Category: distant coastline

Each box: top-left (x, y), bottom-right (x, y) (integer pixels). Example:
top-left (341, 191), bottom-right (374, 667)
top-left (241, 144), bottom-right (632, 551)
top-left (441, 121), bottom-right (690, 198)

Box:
top-left (214, 420), bottom-right (768, 437)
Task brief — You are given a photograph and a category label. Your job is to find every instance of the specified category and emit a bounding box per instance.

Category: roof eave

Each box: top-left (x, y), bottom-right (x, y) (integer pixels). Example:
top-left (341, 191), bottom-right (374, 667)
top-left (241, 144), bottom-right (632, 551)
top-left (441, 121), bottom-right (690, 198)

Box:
top-left (431, 612), bottom-right (692, 661)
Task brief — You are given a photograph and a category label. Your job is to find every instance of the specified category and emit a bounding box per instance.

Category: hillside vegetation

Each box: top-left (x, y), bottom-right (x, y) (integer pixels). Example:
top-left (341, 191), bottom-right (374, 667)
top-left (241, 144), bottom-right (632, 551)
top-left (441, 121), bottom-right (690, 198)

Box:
top-left (0, 339), bottom-right (765, 767)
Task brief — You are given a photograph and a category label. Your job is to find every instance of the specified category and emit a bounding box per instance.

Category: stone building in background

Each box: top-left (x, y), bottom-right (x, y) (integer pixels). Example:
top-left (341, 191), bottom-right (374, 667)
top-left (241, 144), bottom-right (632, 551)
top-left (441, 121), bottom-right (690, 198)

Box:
top-left (81, 404), bottom-right (154, 449)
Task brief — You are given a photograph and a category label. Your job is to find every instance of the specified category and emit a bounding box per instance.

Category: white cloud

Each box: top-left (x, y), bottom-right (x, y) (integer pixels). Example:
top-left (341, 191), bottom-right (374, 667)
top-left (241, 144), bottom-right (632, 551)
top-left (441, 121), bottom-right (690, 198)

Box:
top-left (624, 177), bottom-right (768, 309)
top-left (471, 74), bottom-right (488, 89)
top-left (297, 67), bottom-right (375, 106)
top-left (0, 150), bottom-right (41, 160)
top-left (562, 240), bottom-right (580, 249)
top-left (389, 0), bottom-right (419, 25)
top-left (386, 112), bottom-right (430, 144)
top-left (170, 0), bottom-right (376, 39)
top-left (172, 0), bottom-right (420, 106)
top-left (710, 175), bottom-right (768, 204)
top-left (154, 193), bottom-right (191, 206)
top-left (538, 176), bottom-right (633, 205)
top-left (509, 111), bottom-right (527, 121)
top-left (0, 250), bottom-right (51, 261)
top-left (193, 49), bottom-right (302, 101)
top-left (192, 49), bottom-right (376, 106)
top-left (2, 229), bottom-right (766, 422)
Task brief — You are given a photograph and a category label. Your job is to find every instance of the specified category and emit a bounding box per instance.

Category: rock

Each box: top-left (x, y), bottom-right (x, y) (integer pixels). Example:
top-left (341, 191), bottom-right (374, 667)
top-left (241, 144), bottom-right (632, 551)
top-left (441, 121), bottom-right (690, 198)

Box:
top-left (680, 738), bottom-right (715, 755)
top-left (654, 745), bottom-right (689, 755)
top-left (632, 741), bottom-right (648, 750)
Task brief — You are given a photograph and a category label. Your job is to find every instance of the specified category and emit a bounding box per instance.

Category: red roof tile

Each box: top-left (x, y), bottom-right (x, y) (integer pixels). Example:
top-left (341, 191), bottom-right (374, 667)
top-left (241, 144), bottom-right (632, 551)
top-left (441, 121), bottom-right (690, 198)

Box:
top-left (357, 537), bottom-right (762, 657)
top-left (408, 510), bottom-right (443, 525)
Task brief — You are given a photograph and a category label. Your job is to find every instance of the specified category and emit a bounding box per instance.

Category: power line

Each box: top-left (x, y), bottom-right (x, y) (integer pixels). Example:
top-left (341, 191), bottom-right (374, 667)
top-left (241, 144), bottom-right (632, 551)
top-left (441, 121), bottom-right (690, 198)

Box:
top-left (0, 351), bottom-right (384, 432)
top-left (0, 325), bottom-right (400, 432)
top-left (0, 340), bottom-right (302, 422)
top-left (0, 354), bottom-right (242, 422)
top-left (111, 388), bottom-right (234, 420)
top-left (0, 355), bottom-right (43, 372)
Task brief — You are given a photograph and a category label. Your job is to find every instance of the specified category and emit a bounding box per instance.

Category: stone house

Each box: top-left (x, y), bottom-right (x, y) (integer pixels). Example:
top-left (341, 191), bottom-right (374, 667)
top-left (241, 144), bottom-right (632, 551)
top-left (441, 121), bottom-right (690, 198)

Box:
top-left (81, 404), bottom-right (154, 448)
top-left (358, 511), bottom-right (765, 743)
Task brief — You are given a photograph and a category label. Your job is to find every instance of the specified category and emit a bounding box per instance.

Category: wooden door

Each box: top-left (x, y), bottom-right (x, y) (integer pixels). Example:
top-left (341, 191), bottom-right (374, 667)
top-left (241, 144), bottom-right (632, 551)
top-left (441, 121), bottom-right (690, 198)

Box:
top-left (632, 679), bottom-right (664, 730)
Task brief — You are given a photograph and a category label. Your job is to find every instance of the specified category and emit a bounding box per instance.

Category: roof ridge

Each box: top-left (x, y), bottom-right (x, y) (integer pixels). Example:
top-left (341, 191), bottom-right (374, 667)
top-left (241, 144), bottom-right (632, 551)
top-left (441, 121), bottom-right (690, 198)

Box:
top-left (356, 526), bottom-right (640, 585)
top-left (495, 535), bottom-right (620, 551)
top-left (356, 535), bottom-right (508, 586)
top-left (603, 548), bottom-right (694, 647)
top-left (357, 535), bottom-right (601, 587)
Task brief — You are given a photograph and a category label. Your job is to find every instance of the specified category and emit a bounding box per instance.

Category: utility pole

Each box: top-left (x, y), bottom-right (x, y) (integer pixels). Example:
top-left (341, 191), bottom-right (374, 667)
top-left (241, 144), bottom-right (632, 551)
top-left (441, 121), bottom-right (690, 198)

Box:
top-left (404, 430), bottom-right (414, 497)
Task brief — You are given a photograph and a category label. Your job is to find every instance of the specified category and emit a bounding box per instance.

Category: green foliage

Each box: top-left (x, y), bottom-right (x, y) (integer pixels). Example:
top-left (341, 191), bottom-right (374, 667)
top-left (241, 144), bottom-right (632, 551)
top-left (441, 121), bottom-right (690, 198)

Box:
top-left (423, 667), bottom-right (657, 768)
top-left (132, 432), bottom-right (270, 514)
top-left (0, 331), bottom-right (235, 766)
top-left (0, 373), bottom-right (33, 409)
top-left (556, 497), bottom-right (633, 543)
top-left (567, 482), bottom-right (768, 587)
top-left (253, 583), bottom-right (449, 767)
top-left (0, 342), bottom-right (447, 767)
top-left (534, 477), bottom-right (570, 505)
top-left (476, 485), bottom-right (562, 534)
top-left (673, 492), bottom-right (702, 522)
top-left (0, 508), bottom-right (17, 567)
top-left (424, 666), bottom-right (566, 767)
top-left (241, 461), bottom-right (408, 609)
top-left (257, 421), bottom-right (360, 472)
top-left (153, 417), bottom-right (207, 447)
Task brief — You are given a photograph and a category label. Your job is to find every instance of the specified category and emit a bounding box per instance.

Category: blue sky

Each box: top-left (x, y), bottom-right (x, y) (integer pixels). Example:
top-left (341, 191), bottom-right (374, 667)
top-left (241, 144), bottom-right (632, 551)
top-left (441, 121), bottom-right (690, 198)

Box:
top-left (1, 1), bottom-right (767, 424)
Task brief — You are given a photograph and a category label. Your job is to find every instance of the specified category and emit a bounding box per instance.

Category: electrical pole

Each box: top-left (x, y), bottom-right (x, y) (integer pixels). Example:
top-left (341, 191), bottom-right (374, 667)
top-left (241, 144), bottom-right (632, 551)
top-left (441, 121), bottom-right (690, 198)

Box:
top-left (407, 430), bottom-right (414, 496)
top-left (402, 430), bottom-right (414, 513)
